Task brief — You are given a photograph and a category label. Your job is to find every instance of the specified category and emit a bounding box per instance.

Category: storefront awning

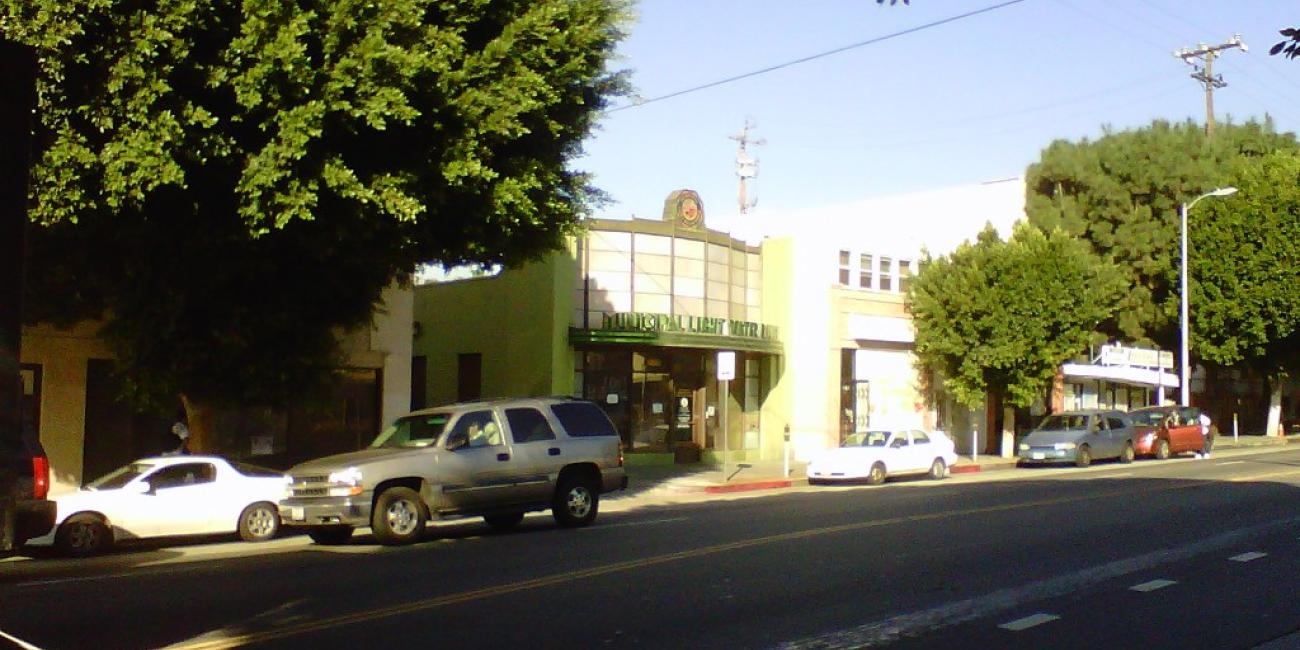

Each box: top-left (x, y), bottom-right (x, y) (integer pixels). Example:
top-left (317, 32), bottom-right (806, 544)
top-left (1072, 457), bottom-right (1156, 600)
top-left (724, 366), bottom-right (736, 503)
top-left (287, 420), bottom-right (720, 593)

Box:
top-left (1062, 363), bottom-right (1179, 388)
top-left (569, 328), bottom-right (783, 355)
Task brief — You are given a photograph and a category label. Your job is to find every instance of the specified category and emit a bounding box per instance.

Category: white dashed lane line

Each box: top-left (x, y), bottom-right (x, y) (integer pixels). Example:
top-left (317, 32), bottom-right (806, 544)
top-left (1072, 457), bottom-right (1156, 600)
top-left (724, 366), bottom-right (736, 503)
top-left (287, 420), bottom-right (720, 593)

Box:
top-left (998, 613), bottom-right (1060, 632)
top-left (1129, 579), bottom-right (1177, 592)
top-left (0, 628), bottom-right (45, 650)
top-left (1229, 551), bottom-right (1268, 562)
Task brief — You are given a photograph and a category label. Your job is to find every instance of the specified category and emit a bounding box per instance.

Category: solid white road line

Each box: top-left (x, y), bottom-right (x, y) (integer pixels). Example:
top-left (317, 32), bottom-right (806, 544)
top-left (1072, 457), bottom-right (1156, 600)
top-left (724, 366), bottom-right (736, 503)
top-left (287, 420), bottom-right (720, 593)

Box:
top-left (0, 628), bottom-right (46, 650)
top-left (1230, 552), bottom-right (1267, 562)
top-left (998, 613), bottom-right (1060, 632)
top-left (1129, 579), bottom-right (1177, 592)
top-left (1217, 461), bottom-right (1244, 466)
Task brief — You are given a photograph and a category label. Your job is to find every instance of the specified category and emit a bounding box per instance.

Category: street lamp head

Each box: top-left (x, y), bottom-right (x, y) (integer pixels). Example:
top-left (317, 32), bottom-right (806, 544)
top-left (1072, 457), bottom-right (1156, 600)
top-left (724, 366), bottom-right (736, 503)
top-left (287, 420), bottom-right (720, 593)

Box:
top-left (1209, 187), bottom-right (1238, 197)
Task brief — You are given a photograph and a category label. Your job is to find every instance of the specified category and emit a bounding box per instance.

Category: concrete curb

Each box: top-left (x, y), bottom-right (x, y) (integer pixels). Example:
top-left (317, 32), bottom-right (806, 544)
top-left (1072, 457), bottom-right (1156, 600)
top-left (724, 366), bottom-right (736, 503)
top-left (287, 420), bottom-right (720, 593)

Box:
top-left (703, 479), bottom-right (795, 494)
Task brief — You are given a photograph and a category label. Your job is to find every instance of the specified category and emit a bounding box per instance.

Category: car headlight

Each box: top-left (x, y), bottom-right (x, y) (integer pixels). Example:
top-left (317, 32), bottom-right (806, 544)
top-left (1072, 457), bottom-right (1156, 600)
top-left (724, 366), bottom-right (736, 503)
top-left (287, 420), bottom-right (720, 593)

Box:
top-left (1053, 442), bottom-right (1077, 450)
top-left (1018, 443), bottom-right (1029, 451)
top-left (327, 467), bottom-right (364, 497)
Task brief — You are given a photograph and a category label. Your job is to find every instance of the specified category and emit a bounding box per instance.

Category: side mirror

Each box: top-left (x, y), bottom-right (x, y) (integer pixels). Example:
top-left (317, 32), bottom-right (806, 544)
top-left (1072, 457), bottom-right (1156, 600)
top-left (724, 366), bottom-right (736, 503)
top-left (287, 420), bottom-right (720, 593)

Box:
top-left (446, 431), bottom-right (468, 451)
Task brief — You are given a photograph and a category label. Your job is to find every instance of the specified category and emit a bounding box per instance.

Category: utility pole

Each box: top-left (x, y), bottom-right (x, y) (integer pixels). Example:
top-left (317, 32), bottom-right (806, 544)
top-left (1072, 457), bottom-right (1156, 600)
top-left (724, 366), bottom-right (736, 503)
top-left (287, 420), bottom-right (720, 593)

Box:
top-left (1174, 34), bottom-right (1247, 137)
top-left (729, 118), bottom-right (764, 214)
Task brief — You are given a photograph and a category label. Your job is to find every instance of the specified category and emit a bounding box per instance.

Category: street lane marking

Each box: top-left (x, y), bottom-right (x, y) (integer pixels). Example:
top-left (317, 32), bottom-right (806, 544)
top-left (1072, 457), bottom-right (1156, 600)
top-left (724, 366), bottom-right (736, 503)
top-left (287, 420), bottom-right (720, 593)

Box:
top-left (150, 466), bottom-right (1300, 650)
top-left (1217, 461), bottom-right (1244, 466)
top-left (0, 629), bottom-right (46, 650)
top-left (1130, 579), bottom-right (1177, 592)
top-left (999, 613), bottom-right (1059, 631)
top-left (1230, 552), bottom-right (1267, 562)
top-left (592, 517), bottom-right (689, 530)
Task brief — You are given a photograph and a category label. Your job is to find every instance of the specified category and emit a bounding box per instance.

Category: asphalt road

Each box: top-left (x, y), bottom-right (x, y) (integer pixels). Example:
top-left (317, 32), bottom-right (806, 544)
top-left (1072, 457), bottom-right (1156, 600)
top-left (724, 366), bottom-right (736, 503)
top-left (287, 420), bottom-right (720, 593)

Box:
top-left (4, 447), bottom-right (1300, 650)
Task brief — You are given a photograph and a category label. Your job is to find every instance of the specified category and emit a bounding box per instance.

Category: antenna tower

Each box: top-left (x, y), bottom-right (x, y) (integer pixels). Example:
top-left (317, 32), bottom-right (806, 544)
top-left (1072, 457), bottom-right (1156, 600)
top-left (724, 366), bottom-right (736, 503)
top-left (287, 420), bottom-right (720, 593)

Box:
top-left (730, 118), bottom-right (765, 214)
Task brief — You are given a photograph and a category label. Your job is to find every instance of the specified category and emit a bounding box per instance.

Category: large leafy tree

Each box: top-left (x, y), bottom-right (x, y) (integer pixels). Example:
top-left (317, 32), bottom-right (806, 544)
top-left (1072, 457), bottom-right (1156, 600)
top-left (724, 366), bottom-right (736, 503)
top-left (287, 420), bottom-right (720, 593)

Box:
top-left (909, 223), bottom-right (1125, 413)
top-left (1024, 119), bottom-right (1299, 351)
top-left (1192, 151), bottom-right (1300, 435)
top-left (3, 0), bottom-right (629, 451)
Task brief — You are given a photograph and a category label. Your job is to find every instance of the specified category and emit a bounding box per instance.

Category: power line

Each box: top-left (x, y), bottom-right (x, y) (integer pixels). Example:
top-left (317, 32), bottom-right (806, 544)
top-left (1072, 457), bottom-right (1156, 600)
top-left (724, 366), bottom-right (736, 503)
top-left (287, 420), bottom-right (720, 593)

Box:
top-left (605, 0), bottom-right (1029, 113)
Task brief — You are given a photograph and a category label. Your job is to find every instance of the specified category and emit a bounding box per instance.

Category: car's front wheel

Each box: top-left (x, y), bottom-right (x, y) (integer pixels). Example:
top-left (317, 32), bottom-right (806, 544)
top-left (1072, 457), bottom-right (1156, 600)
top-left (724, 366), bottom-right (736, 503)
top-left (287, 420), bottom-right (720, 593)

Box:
top-left (55, 513), bottom-right (112, 557)
top-left (1075, 445), bottom-right (1092, 468)
top-left (238, 502), bottom-right (280, 542)
top-left (372, 487), bottom-right (427, 546)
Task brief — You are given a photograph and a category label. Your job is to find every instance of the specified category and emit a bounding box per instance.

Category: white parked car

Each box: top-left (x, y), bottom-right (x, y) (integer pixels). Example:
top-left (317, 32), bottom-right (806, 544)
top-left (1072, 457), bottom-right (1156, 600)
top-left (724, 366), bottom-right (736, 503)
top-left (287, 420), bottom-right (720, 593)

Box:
top-left (28, 455), bottom-right (287, 556)
top-left (807, 429), bottom-right (958, 485)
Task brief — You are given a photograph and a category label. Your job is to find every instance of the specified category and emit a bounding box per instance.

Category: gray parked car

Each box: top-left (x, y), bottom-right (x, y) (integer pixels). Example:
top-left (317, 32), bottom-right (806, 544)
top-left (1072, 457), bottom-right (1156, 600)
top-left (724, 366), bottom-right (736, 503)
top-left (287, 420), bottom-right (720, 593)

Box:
top-left (280, 397), bottom-right (627, 546)
top-left (1017, 409), bottom-right (1136, 468)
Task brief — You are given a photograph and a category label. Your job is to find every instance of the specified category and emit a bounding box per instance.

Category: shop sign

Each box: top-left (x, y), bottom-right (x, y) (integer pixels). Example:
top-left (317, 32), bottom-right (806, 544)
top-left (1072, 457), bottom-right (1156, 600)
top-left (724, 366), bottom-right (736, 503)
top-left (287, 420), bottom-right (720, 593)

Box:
top-left (601, 312), bottom-right (778, 340)
top-left (1099, 344), bottom-right (1173, 369)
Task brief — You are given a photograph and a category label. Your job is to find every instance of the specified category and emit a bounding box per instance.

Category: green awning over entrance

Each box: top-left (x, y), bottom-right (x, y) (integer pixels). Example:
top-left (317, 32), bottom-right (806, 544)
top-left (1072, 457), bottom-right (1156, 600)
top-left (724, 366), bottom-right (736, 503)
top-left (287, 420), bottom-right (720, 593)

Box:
top-left (569, 327), bottom-right (783, 355)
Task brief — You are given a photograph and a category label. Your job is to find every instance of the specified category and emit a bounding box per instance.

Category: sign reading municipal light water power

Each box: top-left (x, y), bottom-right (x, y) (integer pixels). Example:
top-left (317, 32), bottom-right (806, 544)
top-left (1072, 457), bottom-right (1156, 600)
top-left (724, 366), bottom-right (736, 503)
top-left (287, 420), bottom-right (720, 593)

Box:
top-left (717, 351), bottom-right (736, 381)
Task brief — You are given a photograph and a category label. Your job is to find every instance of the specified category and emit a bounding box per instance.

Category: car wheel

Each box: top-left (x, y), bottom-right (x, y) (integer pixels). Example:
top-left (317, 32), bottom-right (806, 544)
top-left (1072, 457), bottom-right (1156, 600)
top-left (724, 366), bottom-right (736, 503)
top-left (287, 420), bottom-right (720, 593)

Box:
top-left (866, 462), bottom-right (887, 485)
top-left (306, 526), bottom-right (354, 545)
top-left (55, 513), bottom-right (112, 557)
top-left (928, 458), bottom-right (947, 480)
top-left (1075, 445), bottom-right (1092, 468)
top-left (1155, 439), bottom-right (1171, 460)
top-left (1119, 443), bottom-right (1135, 464)
top-left (372, 487), bottom-right (427, 546)
top-left (238, 502), bottom-right (280, 542)
top-left (553, 474), bottom-right (599, 527)
top-left (483, 512), bottom-right (525, 532)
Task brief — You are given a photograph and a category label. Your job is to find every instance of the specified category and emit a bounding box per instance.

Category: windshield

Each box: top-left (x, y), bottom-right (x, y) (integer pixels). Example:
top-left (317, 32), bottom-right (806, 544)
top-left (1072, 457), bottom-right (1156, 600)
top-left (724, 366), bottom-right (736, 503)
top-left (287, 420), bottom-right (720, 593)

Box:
top-left (842, 431), bottom-right (890, 448)
top-left (370, 413), bottom-right (452, 448)
top-left (1035, 414), bottom-right (1090, 432)
top-left (86, 462), bottom-right (154, 490)
top-left (1128, 410), bottom-right (1167, 426)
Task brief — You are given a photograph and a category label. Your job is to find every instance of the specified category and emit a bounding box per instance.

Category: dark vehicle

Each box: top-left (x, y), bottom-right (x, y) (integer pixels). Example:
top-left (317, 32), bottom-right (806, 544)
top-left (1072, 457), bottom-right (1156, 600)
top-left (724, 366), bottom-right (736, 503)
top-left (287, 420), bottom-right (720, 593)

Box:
top-left (3, 426), bottom-right (55, 551)
top-left (1128, 405), bottom-right (1205, 459)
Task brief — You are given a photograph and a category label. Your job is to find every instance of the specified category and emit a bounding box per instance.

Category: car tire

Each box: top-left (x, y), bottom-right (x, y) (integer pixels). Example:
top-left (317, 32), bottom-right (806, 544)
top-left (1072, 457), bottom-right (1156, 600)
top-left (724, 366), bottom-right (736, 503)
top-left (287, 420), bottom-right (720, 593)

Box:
top-left (1075, 445), bottom-right (1092, 468)
top-left (928, 458), bottom-right (947, 480)
top-left (306, 526), bottom-right (354, 545)
top-left (372, 487), bottom-right (427, 546)
top-left (237, 502), bottom-right (280, 542)
top-left (1119, 443), bottom-right (1135, 464)
top-left (866, 462), bottom-right (887, 485)
top-left (55, 513), bottom-right (112, 557)
top-left (483, 512), bottom-right (525, 532)
top-left (553, 475), bottom-right (599, 528)
top-left (1155, 439), bottom-right (1171, 460)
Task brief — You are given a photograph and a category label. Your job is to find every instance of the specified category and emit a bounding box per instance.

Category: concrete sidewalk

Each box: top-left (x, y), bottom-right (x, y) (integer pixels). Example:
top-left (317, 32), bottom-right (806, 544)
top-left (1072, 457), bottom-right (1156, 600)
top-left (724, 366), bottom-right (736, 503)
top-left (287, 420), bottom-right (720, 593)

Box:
top-left (615, 453), bottom-right (1020, 500)
top-left (614, 433), bottom-right (1298, 499)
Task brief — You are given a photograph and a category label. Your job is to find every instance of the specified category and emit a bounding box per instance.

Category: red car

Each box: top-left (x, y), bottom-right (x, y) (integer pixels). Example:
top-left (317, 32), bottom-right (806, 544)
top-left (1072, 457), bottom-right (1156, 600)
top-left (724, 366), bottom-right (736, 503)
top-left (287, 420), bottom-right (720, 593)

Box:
top-left (1128, 406), bottom-right (1205, 459)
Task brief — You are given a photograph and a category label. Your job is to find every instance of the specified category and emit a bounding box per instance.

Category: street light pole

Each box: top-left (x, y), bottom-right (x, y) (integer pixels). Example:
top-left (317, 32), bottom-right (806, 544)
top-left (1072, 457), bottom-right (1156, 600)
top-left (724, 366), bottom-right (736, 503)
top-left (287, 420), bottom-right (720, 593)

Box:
top-left (1180, 187), bottom-right (1238, 406)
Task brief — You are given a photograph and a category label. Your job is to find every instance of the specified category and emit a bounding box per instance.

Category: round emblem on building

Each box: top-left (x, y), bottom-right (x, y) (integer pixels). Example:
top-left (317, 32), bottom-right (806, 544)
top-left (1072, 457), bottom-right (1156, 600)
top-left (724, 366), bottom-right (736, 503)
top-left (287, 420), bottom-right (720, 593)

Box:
top-left (662, 189), bottom-right (705, 229)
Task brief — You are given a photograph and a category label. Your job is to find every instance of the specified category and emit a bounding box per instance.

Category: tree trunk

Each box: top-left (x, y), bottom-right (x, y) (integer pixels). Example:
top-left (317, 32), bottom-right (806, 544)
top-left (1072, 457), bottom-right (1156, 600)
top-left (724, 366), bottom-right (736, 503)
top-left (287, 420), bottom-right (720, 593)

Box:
top-left (180, 394), bottom-right (218, 453)
top-left (1266, 375), bottom-right (1284, 437)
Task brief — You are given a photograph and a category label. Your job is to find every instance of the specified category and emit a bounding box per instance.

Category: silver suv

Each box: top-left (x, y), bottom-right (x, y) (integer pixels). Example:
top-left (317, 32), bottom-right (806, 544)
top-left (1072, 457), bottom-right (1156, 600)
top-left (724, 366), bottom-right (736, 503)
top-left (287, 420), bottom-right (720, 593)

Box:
top-left (280, 397), bottom-right (627, 545)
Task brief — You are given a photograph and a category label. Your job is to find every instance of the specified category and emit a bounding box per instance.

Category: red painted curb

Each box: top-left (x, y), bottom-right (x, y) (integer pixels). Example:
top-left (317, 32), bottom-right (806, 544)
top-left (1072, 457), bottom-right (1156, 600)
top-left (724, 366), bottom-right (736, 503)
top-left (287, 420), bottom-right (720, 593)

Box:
top-left (950, 465), bottom-right (982, 474)
top-left (704, 479), bottom-right (793, 493)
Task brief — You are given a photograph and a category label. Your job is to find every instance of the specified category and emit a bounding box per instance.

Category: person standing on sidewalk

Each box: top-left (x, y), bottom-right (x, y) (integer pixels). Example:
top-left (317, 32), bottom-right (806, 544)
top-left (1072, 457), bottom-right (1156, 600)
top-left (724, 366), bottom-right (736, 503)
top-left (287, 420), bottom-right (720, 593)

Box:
top-left (1198, 410), bottom-right (1214, 459)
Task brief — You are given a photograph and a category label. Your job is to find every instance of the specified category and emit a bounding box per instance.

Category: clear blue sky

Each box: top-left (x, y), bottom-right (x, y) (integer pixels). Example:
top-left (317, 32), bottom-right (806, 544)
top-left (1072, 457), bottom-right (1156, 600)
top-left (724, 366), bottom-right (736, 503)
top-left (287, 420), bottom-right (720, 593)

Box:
top-left (576, 0), bottom-right (1300, 237)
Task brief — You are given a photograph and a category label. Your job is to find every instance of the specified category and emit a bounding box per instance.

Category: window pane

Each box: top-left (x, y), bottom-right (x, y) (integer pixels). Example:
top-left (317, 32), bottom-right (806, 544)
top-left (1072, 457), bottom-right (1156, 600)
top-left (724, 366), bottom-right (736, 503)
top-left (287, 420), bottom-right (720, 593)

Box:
top-left (505, 408), bottom-right (556, 444)
top-left (839, 250), bottom-right (850, 266)
top-left (551, 402), bottom-right (619, 437)
top-left (879, 257), bottom-right (893, 291)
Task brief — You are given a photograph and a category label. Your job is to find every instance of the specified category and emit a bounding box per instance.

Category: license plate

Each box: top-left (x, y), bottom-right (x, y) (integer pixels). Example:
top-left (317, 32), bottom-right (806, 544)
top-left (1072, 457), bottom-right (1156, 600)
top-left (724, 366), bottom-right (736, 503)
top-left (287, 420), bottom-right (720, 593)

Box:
top-left (291, 507), bottom-right (305, 521)
top-left (1031, 452), bottom-right (1045, 460)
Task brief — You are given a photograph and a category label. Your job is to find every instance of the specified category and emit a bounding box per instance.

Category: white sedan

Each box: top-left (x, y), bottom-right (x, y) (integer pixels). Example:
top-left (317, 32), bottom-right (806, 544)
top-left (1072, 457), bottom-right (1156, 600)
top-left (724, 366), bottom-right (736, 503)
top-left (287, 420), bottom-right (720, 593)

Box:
top-left (29, 455), bottom-right (287, 556)
top-left (806, 429), bottom-right (958, 485)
